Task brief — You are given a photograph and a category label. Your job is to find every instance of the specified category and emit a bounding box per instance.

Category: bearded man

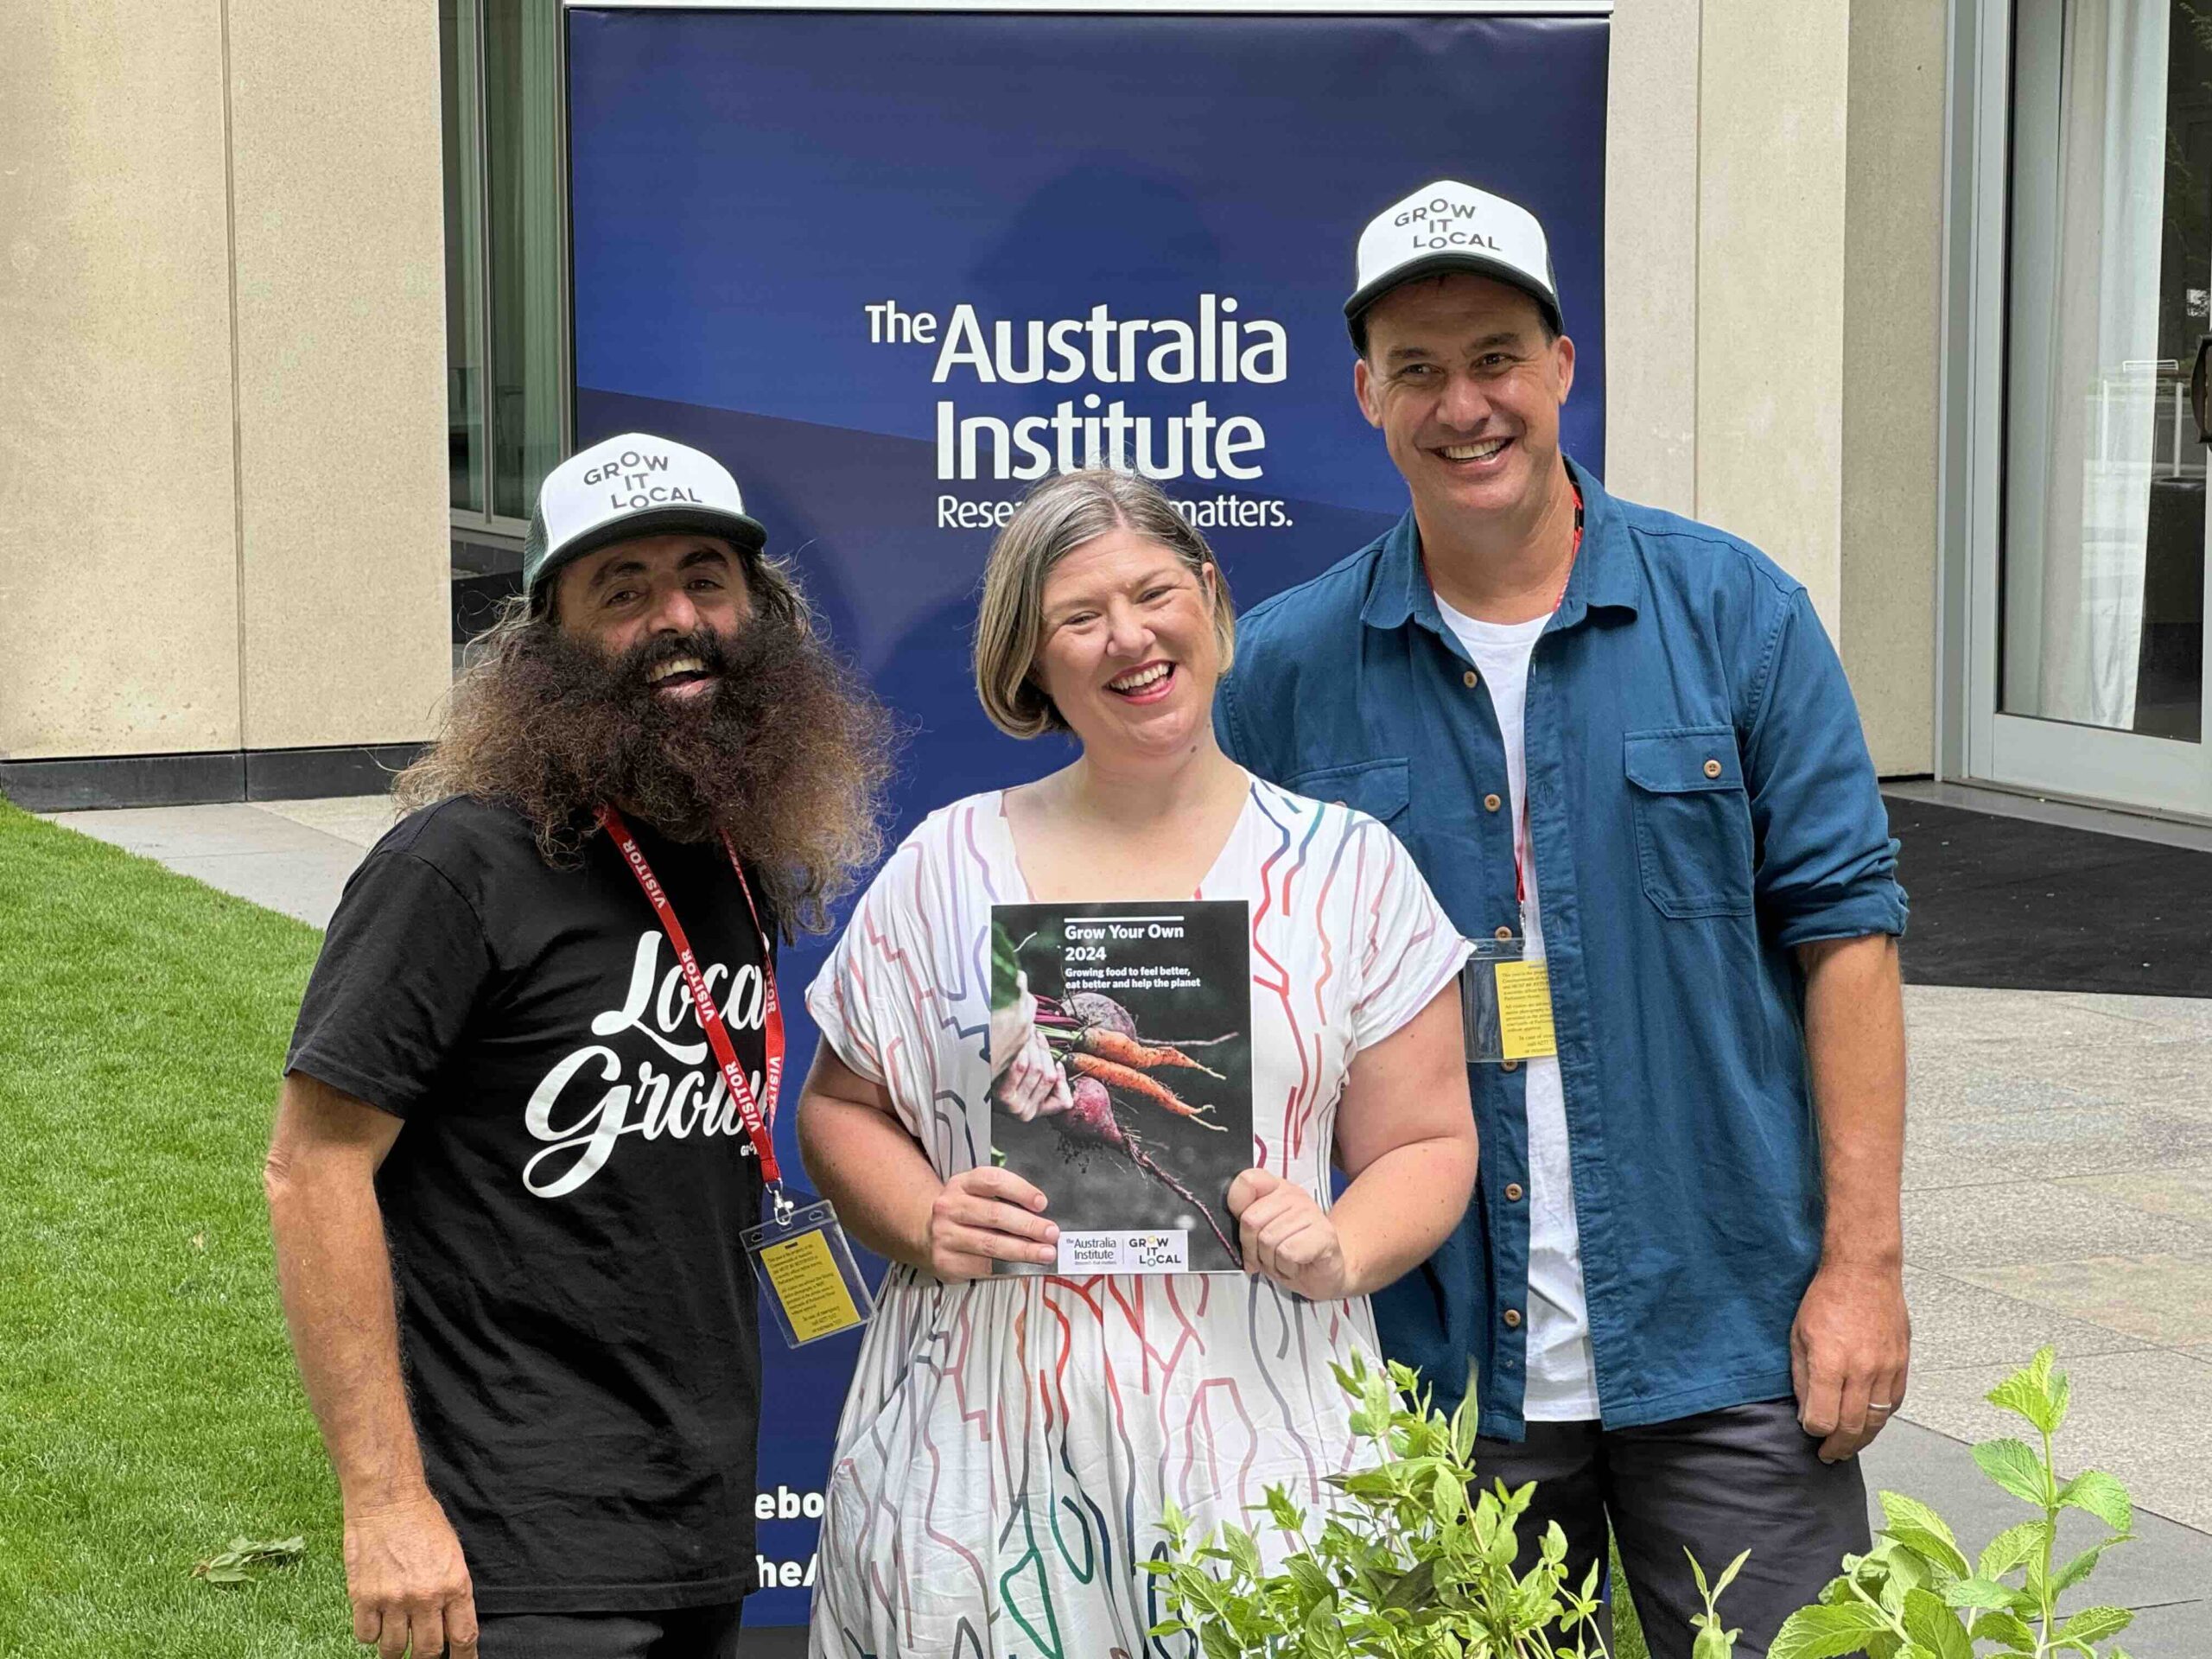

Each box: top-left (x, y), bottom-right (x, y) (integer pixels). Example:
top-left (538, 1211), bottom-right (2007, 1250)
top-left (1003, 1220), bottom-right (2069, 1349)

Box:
top-left (264, 432), bottom-right (893, 1659)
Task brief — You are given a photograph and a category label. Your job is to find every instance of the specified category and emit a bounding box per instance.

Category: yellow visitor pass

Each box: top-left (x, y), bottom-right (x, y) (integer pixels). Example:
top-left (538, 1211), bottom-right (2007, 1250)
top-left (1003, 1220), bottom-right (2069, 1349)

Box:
top-left (1462, 938), bottom-right (1559, 1064)
top-left (743, 1197), bottom-right (874, 1346)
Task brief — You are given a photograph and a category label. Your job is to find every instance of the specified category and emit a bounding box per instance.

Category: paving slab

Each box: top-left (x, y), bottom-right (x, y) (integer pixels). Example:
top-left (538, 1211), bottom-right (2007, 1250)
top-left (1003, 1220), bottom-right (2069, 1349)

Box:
top-left (1904, 1181), bottom-right (2212, 1271)
top-left (2061, 1162), bottom-right (2212, 1228)
top-left (2054, 991), bottom-right (2212, 1039)
top-left (42, 802), bottom-right (372, 929)
top-left (1900, 1351), bottom-right (2212, 1535)
top-left (1904, 984), bottom-right (2195, 1046)
top-left (1904, 1267), bottom-right (2157, 1371)
top-left (42, 802), bottom-right (346, 860)
top-left (156, 849), bottom-right (365, 930)
top-left (1949, 1254), bottom-right (2212, 1351)
top-left (1904, 1101), bottom-right (2212, 1190)
top-left (256, 795), bottom-right (401, 850)
top-left (1901, 1052), bottom-right (2105, 1123)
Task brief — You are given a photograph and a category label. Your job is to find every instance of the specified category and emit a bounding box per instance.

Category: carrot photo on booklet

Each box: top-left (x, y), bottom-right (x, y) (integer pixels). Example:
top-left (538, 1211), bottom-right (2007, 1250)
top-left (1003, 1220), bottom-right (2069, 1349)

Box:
top-left (987, 900), bottom-right (1254, 1274)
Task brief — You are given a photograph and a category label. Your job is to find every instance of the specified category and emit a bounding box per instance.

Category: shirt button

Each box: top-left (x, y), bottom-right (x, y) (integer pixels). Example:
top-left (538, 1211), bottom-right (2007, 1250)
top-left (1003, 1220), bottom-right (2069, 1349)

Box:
top-left (1504, 1182), bottom-right (1524, 1201)
top-left (1494, 925), bottom-right (1513, 941)
top-left (1503, 1309), bottom-right (1523, 1328)
top-left (1501, 1059), bottom-right (1519, 1071)
top-left (1463, 670), bottom-right (1479, 689)
top-left (1484, 793), bottom-right (1503, 812)
top-left (1703, 758), bottom-right (1723, 779)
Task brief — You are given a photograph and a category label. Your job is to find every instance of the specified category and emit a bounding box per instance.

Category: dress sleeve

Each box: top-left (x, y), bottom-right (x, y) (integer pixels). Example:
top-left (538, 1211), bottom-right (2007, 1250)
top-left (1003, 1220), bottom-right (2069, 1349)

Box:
top-left (285, 849), bottom-right (493, 1118)
top-left (805, 837), bottom-right (931, 1097)
top-left (1348, 818), bottom-right (1473, 1054)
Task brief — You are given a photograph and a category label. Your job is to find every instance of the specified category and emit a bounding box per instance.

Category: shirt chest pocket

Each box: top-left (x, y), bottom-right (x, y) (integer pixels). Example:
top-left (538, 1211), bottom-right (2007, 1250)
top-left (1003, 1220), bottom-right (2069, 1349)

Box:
top-left (1623, 728), bottom-right (1755, 918)
top-left (1284, 757), bottom-right (1409, 825)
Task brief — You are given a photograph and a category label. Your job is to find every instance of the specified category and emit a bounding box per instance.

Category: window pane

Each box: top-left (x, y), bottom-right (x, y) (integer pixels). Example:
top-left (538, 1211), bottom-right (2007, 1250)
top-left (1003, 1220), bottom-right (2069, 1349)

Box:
top-left (2003, 0), bottom-right (2203, 743)
top-left (485, 0), bottom-right (566, 522)
top-left (440, 0), bottom-right (487, 515)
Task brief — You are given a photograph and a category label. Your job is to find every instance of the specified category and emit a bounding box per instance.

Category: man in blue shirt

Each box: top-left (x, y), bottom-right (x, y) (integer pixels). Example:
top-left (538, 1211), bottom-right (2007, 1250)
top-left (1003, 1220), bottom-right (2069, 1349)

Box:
top-left (1217, 180), bottom-right (1910, 1656)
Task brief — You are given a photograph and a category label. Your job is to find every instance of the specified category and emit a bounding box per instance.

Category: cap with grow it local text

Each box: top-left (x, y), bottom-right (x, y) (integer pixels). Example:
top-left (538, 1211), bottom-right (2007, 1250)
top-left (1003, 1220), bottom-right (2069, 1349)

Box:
top-left (524, 432), bottom-right (769, 605)
top-left (1344, 180), bottom-right (1562, 349)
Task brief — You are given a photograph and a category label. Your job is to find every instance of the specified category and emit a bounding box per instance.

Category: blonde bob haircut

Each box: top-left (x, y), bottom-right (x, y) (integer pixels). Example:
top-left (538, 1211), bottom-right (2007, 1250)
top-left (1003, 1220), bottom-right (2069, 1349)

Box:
top-left (974, 468), bottom-right (1236, 739)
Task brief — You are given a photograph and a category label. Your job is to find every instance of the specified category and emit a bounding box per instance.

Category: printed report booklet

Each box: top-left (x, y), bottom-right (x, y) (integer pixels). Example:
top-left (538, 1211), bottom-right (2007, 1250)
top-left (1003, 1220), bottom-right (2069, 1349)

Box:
top-left (988, 899), bottom-right (1253, 1275)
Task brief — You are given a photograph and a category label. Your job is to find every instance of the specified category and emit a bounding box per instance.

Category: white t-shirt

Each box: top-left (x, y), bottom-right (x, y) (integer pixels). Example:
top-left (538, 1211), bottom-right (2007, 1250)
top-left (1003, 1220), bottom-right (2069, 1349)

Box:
top-left (1434, 596), bottom-right (1600, 1421)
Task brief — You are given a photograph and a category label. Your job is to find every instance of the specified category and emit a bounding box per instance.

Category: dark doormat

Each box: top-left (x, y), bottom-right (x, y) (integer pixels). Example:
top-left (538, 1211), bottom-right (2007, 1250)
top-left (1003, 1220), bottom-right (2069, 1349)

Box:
top-left (1885, 798), bottom-right (2212, 998)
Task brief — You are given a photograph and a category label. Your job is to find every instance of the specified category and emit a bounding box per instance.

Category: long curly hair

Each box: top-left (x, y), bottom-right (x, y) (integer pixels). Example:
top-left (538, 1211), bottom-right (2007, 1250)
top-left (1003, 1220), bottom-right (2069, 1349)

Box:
top-left (395, 559), bottom-right (896, 934)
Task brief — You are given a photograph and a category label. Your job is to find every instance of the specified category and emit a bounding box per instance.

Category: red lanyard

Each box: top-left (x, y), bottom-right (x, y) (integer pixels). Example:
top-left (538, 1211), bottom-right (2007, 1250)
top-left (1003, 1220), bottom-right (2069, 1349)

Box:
top-left (597, 804), bottom-right (786, 1188)
top-left (1513, 489), bottom-right (1585, 913)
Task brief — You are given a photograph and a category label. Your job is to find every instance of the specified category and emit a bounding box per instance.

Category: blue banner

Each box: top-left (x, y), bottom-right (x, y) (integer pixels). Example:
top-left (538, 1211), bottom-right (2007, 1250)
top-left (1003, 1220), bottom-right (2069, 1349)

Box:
top-left (567, 6), bottom-right (1608, 1624)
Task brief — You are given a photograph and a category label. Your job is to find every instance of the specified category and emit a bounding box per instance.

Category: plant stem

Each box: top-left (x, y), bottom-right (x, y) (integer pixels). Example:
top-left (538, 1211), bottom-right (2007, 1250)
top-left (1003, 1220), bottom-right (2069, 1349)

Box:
top-left (1846, 1573), bottom-right (1914, 1646)
top-left (2037, 1421), bottom-right (2059, 1658)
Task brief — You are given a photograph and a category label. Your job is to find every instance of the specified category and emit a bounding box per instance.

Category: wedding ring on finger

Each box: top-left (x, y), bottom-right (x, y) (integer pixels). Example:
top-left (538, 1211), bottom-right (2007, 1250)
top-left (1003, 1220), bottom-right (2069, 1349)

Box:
top-left (1867, 1402), bottom-right (1897, 1413)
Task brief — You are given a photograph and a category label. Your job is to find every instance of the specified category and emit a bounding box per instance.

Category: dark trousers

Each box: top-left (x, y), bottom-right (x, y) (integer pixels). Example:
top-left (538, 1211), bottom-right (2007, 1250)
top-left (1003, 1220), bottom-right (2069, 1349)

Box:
top-left (1475, 1400), bottom-right (1870, 1659)
top-left (477, 1599), bottom-right (745, 1658)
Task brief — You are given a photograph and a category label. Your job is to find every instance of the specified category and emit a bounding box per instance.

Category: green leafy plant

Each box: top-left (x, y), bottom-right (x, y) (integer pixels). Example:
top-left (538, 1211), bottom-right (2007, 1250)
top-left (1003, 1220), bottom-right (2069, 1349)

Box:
top-left (1143, 1351), bottom-right (1736, 1656)
top-left (188, 1534), bottom-right (306, 1586)
top-left (1772, 1348), bottom-right (2135, 1659)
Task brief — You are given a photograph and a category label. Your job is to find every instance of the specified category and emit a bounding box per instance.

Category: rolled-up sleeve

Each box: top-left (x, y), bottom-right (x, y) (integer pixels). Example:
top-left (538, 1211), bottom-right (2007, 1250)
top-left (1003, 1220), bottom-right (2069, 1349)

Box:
top-left (1741, 586), bottom-right (1909, 947)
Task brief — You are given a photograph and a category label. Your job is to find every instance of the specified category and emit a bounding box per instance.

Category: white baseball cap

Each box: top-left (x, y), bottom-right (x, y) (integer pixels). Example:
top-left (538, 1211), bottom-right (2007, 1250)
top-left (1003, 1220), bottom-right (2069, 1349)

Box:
top-left (523, 431), bottom-right (768, 605)
top-left (1344, 180), bottom-right (1562, 349)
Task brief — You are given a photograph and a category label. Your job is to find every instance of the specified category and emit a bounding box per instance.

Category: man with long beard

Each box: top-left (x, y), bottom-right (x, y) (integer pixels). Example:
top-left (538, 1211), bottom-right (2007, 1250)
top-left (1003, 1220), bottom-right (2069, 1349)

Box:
top-left (264, 433), bottom-right (893, 1659)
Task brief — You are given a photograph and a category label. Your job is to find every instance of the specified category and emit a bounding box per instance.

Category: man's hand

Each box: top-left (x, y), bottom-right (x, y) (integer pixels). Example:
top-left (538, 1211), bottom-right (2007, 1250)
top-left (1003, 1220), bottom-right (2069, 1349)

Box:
top-left (988, 975), bottom-right (1073, 1123)
top-left (1791, 1259), bottom-right (1910, 1463)
top-left (344, 1491), bottom-right (478, 1658)
top-left (923, 1166), bottom-right (1059, 1279)
top-left (1229, 1169), bottom-right (1352, 1300)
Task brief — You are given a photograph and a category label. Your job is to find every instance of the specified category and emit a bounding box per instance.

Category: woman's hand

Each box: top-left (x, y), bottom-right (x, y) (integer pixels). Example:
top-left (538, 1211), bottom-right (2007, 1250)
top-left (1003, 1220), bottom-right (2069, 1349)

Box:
top-left (988, 973), bottom-right (1073, 1123)
top-left (1228, 1168), bottom-right (1352, 1301)
top-left (923, 1166), bottom-right (1060, 1280)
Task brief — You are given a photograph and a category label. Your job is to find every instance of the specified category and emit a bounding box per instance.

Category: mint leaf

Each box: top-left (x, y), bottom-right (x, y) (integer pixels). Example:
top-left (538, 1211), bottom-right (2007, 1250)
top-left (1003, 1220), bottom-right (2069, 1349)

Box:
top-left (1900, 1587), bottom-right (1974, 1659)
top-left (2050, 1540), bottom-right (2120, 1597)
top-left (1879, 1491), bottom-right (1961, 1553)
top-left (2058, 1605), bottom-right (2134, 1644)
top-left (1771, 1604), bottom-right (1891, 1659)
top-left (1986, 1348), bottom-right (2059, 1435)
top-left (1978, 1521), bottom-right (2050, 1581)
top-left (1970, 1610), bottom-right (2036, 1648)
top-left (1885, 1524), bottom-right (1969, 1583)
top-left (2057, 1469), bottom-right (2133, 1535)
top-left (1942, 1576), bottom-right (2018, 1611)
top-left (1973, 1438), bottom-right (2052, 1508)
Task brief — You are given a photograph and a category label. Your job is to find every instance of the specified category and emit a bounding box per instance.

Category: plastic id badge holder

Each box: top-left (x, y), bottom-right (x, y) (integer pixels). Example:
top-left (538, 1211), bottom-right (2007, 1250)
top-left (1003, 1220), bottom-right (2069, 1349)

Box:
top-left (1462, 937), bottom-right (1559, 1065)
top-left (742, 1198), bottom-right (874, 1348)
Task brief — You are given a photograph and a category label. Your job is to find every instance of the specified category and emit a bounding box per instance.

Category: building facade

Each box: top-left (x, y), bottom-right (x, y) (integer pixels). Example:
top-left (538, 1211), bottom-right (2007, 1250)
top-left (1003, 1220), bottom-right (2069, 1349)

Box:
top-left (4, 1), bottom-right (2205, 824)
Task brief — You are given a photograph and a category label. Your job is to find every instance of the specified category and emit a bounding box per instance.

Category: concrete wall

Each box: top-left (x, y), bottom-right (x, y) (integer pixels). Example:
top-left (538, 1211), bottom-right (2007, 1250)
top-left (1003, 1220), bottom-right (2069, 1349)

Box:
top-left (226, 2), bottom-right (452, 752)
top-left (1603, 0), bottom-right (1702, 518)
top-left (0, 0), bottom-right (450, 769)
top-left (1, 4), bottom-right (243, 760)
top-left (1605, 1), bottom-right (1947, 776)
top-left (1841, 0), bottom-right (1947, 775)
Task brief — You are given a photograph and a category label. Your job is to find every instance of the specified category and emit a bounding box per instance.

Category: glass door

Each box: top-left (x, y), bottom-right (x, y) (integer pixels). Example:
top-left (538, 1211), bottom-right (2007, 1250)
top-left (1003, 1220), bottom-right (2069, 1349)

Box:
top-left (1972, 0), bottom-right (2211, 817)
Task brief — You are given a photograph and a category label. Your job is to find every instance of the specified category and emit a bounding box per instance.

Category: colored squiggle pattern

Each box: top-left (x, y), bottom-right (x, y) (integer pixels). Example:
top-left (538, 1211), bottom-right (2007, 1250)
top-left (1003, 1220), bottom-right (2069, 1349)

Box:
top-left (804, 782), bottom-right (1469, 1657)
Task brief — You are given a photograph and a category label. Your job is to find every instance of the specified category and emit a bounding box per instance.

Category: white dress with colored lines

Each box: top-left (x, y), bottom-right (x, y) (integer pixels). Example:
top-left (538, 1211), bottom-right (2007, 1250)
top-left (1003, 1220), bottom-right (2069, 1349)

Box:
top-left (804, 779), bottom-right (1471, 1659)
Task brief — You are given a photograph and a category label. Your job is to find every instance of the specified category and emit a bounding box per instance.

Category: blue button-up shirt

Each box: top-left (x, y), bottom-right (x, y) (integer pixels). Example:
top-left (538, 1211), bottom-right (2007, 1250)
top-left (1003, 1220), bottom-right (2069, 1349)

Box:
top-left (1217, 458), bottom-right (1905, 1440)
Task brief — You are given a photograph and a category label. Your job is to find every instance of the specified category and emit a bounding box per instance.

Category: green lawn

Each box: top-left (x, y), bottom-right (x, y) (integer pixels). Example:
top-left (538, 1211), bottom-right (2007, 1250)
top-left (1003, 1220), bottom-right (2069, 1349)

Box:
top-left (0, 799), bottom-right (1652, 1656)
top-left (0, 802), bottom-right (350, 1656)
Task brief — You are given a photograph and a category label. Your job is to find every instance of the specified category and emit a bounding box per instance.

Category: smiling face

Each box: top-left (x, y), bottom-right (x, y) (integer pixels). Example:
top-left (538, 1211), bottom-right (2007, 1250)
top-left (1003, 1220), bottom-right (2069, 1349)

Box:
top-left (1353, 271), bottom-right (1575, 543)
top-left (1029, 526), bottom-right (1222, 764)
top-left (551, 532), bottom-right (753, 703)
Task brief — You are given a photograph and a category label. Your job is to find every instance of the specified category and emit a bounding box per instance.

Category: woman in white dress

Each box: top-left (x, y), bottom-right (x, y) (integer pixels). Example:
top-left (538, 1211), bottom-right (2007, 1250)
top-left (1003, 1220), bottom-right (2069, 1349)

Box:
top-left (797, 469), bottom-right (1478, 1657)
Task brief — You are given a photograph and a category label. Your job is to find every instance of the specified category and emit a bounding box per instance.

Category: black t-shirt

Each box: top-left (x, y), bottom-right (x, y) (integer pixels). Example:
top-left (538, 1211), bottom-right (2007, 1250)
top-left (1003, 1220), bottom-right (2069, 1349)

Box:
top-left (286, 798), bottom-right (768, 1614)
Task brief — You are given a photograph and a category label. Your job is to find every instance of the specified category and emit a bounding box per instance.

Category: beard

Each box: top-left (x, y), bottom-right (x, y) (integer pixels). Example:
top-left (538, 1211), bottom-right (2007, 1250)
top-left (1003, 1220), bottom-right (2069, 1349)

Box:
top-left (397, 590), bottom-right (895, 931)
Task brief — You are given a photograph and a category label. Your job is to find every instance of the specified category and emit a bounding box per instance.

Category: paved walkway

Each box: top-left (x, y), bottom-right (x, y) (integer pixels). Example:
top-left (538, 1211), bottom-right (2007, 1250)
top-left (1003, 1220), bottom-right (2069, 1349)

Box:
top-left (41, 798), bottom-right (2212, 1649)
top-left (45, 797), bottom-right (398, 926)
